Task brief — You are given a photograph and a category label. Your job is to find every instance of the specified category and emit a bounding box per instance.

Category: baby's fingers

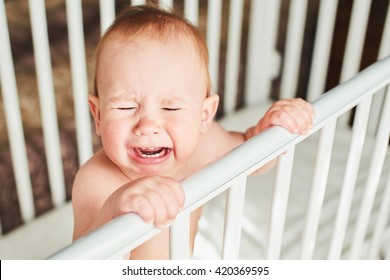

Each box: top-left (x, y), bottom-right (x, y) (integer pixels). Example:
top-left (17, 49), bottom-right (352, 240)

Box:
top-left (275, 99), bottom-right (314, 134)
top-left (120, 176), bottom-right (185, 228)
top-left (143, 189), bottom-right (168, 227)
top-left (130, 189), bottom-right (171, 227)
top-left (138, 177), bottom-right (184, 228)
top-left (295, 99), bottom-right (315, 127)
top-left (154, 178), bottom-right (185, 228)
top-left (128, 195), bottom-right (156, 224)
top-left (269, 109), bottom-right (302, 133)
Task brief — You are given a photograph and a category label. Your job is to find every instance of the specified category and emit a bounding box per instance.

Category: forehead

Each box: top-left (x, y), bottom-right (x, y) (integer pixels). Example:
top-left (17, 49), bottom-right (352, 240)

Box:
top-left (100, 31), bottom-right (201, 61)
top-left (114, 32), bottom-right (196, 54)
top-left (96, 35), bottom-right (207, 99)
top-left (98, 35), bottom-right (202, 78)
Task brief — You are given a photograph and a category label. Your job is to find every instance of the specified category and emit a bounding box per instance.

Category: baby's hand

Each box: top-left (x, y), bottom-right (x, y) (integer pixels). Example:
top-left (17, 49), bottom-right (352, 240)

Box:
top-left (104, 176), bottom-right (185, 228)
top-left (245, 98), bottom-right (315, 139)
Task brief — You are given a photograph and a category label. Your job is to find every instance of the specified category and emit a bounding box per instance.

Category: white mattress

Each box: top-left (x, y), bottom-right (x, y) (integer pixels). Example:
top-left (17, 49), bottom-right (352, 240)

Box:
top-left (194, 103), bottom-right (390, 260)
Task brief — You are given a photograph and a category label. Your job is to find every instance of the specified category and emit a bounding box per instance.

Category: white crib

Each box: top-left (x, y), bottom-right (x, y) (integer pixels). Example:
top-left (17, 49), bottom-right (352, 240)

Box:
top-left (0, 0), bottom-right (389, 260)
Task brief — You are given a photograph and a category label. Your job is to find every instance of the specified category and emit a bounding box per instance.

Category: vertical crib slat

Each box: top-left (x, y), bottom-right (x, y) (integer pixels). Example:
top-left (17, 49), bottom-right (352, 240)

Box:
top-left (184, 0), bottom-right (199, 26)
top-left (367, 5), bottom-right (390, 135)
top-left (131, 0), bottom-right (146, 6)
top-left (28, 0), bottom-right (66, 206)
top-left (369, 167), bottom-right (390, 259)
top-left (337, 0), bottom-right (371, 125)
top-left (246, 0), bottom-right (280, 104)
top-left (222, 177), bottom-right (247, 259)
top-left (245, 0), bottom-right (266, 104)
top-left (65, 0), bottom-right (93, 165)
top-left (206, 0), bottom-right (222, 95)
top-left (170, 213), bottom-right (190, 260)
top-left (267, 147), bottom-right (295, 259)
top-left (279, 0), bottom-right (308, 99)
top-left (350, 87), bottom-right (390, 259)
top-left (0, 0), bottom-right (35, 222)
top-left (306, 0), bottom-right (338, 102)
top-left (328, 96), bottom-right (373, 259)
top-left (300, 119), bottom-right (337, 259)
top-left (223, 0), bottom-right (244, 114)
top-left (99, 0), bottom-right (115, 35)
top-left (159, 0), bottom-right (173, 9)
top-left (339, 0), bottom-right (372, 83)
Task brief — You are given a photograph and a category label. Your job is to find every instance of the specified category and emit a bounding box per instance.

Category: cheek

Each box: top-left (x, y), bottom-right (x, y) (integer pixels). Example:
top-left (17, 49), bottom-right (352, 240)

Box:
top-left (100, 118), bottom-right (130, 146)
top-left (167, 115), bottom-right (202, 156)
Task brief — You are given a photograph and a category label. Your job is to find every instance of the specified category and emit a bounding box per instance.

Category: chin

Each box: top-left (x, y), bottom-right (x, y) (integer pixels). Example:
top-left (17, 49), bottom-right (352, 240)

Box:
top-left (135, 163), bottom-right (177, 177)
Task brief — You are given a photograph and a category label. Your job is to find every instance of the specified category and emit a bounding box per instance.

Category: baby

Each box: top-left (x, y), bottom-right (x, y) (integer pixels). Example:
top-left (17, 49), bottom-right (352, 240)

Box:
top-left (71, 5), bottom-right (315, 259)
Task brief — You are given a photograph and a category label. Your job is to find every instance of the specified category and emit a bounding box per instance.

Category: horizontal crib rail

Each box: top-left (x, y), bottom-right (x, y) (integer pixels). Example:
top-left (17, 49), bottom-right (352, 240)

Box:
top-left (49, 55), bottom-right (390, 260)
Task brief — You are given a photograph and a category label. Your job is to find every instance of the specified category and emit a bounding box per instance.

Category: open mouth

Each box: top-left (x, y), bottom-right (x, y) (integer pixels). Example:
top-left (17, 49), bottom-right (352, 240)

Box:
top-left (135, 147), bottom-right (169, 158)
top-left (130, 146), bottom-right (172, 164)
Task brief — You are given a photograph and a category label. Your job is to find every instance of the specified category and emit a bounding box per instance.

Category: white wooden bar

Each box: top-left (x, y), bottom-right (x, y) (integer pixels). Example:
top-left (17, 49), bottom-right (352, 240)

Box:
top-left (246, 0), bottom-right (280, 104)
top-left (159, 0), bottom-right (173, 10)
top-left (65, 0), bottom-right (93, 166)
top-left (206, 0), bottom-right (222, 95)
top-left (170, 213), bottom-right (190, 260)
top-left (300, 119), bottom-right (337, 259)
top-left (131, 0), bottom-right (146, 6)
top-left (222, 177), bottom-right (247, 259)
top-left (279, 0), bottom-right (308, 99)
top-left (349, 86), bottom-right (390, 259)
top-left (184, 0), bottom-right (199, 26)
top-left (99, 0), bottom-right (115, 35)
top-left (339, 0), bottom-right (372, 83)
top-left (223, 0), bottom-right (244, 113)
top-left (328, 95), bottom-right (373, 259)
top-left (306, 0), bottom-right (338, 101)
top-left (369, 155), bottom-right (390, 259)
top-left (337, 0), bottom-right (372, 131)
top-left (0, 0), bottom-right (34, 223)
top-left (28, 0), bottom-right (66, 206)
top-left (245, 0), bottom-right (266, 104)
top-left (266, 147), bottom-right (295, 259)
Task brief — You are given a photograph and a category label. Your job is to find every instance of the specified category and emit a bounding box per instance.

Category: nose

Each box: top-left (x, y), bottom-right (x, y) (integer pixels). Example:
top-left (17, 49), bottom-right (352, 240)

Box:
top-left (133, 115), bottom-right (161, 136)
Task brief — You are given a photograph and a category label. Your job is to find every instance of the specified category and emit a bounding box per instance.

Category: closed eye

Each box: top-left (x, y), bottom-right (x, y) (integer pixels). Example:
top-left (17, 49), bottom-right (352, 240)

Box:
top-left (117, 107), bottom-right (137, 111)
top-left (162, 108), bottom-right (181, 111)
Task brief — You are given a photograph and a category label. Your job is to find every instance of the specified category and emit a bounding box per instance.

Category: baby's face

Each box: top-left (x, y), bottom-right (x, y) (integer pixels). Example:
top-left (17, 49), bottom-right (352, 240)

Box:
top-left (91, 36), bottom-right (214, 178)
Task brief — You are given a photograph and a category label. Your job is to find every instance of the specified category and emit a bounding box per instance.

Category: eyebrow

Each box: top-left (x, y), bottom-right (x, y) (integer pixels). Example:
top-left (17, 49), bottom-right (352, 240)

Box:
top-left (108, 94), bottom-right (137, 104)
top-left (161, 97), bottom-right (189, 105)
top-left (165, 95), bottom-right (201, 108)
top-left (107, 93), bottom-right (192, 105)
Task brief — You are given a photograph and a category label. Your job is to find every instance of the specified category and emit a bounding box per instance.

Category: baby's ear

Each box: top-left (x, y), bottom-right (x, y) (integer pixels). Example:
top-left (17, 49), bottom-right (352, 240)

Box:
top-left (88, 95), bottom-right (102, 136)
top-left (201, 94), bottom-right (219, 134)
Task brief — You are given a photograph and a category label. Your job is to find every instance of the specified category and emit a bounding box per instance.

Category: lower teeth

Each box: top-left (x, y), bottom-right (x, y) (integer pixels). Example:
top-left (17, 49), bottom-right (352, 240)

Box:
top-left (142, 153), bottom-right (160, 158)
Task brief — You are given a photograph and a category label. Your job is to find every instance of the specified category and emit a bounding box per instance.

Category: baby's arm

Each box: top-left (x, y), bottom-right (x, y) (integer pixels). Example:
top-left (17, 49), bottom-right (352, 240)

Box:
top-left (211, 98), bottom-right (315, 173)
top-left (72, 156), bottom-right (185, 241)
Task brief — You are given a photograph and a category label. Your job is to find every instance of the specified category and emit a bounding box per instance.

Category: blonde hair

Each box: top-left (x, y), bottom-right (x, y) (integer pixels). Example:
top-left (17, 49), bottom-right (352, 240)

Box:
top-left (94, 5), bottom-right (211, 97)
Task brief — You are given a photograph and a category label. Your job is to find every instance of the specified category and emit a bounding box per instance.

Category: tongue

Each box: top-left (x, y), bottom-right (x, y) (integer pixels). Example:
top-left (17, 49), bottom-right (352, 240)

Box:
top-left (141, 147), bottom-right (164, 156)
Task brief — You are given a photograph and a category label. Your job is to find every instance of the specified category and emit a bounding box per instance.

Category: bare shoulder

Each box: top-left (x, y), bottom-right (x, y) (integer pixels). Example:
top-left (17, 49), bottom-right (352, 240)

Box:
top-left (72, 150), bottom-right (128, 238)
top-left (73, 150), bottom-right (126, 197)
top-left (195, 121), bottom-right (245, 165)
